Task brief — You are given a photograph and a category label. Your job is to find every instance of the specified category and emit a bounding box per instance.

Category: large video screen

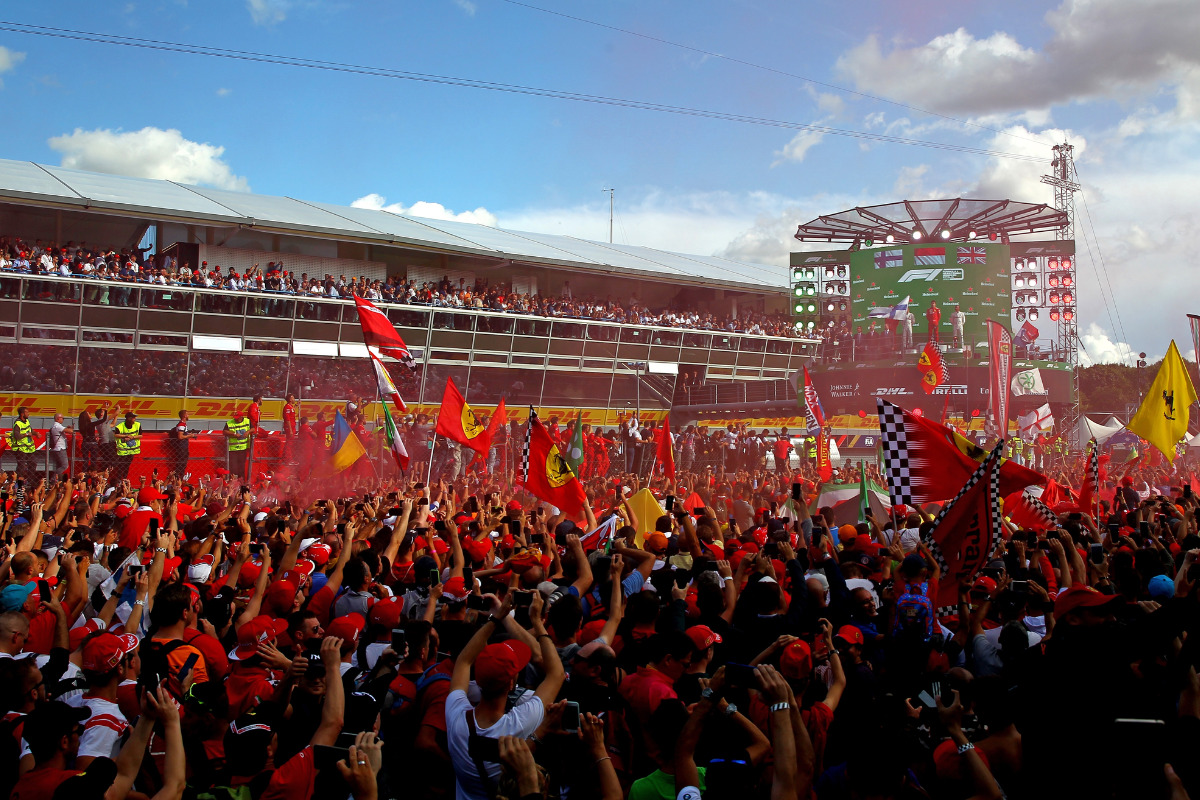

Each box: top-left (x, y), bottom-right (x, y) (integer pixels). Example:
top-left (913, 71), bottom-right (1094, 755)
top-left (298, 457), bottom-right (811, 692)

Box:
top-left (848, 243), bottom-right (1011, 347)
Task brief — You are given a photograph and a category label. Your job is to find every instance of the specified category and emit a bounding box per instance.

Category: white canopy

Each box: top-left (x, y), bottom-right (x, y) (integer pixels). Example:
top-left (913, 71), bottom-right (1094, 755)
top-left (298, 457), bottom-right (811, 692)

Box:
top-left (1075, 416), bottom-right (1125, 448)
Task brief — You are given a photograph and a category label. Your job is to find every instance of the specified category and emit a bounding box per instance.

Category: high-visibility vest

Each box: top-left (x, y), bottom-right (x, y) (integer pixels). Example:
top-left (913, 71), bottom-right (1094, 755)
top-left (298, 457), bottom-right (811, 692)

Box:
top-left (11, 419), bottom-right (34, 453)
top-left (226, 418), bottom-right (251, 451)
top-left (115, 421), bottom-right (141, 456)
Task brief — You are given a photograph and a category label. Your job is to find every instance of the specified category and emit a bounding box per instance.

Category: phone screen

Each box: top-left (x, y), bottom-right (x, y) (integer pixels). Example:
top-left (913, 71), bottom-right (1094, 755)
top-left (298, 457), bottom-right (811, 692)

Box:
top-left (313, 744), bottom-right (350, 772)
top-left (514, 590), bottom-right (533, 609)
top-left (148, 517), bottom-right (159, 537)
top-left (562, 701), bottom-right (581, 733)
top-left (791, 482), bottom-right (803, 501)
top-left (508, 520), bottom-right (521, 537)
top-left (664, 495), bottom-right (675, 513)
top-left (37, 580), bottom-right (51, 603)
top-left (724, 662), bottom-right (756, 689)
top-left (391, 628), bottom-right (407, 653)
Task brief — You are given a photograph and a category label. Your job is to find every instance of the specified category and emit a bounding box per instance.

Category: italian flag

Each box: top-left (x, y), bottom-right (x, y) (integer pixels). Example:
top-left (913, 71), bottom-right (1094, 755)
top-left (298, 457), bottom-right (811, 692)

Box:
top-left (381, 401), bottom-right (410, 471)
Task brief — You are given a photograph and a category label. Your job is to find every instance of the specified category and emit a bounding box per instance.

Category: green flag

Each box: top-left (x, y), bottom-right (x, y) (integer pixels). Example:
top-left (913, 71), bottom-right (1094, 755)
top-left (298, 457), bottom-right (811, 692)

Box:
top-left (380, 401), bottom-right (410, 470)
top-left (565, 410), bottom-right (585, 474)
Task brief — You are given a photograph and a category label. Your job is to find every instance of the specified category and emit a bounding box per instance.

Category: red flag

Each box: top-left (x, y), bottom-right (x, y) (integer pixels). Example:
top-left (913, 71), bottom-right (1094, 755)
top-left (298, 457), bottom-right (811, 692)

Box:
top-left (519, 411), bottom-right (587, 516)
top-left (435, 378), bottom-right (493, 455)
top-left (877, 398), bottom-right (1045, 504)
top-left (816, 430), bottom-right (833, 482)
top-left (353, 294), bottom-right (417, 369)
top-left (656, 413), bottom-right (676, 480)
top-left (369, 351), bottom-right (407, 414)
top-left (925, 446), bottom-right (1004, 611)
top-left (917, 341), bottom-right (948, 395)
top-left (1003, 490), bottom-right (1057, 532)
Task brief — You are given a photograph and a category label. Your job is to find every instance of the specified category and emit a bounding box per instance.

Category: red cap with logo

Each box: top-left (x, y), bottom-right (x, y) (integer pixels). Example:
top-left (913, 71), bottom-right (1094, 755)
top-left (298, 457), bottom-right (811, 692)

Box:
top-left (326, 612), bottom-right (366, 645)
top-left (475, 639), bottom-right (532, 690)
top-left (137, 487), bottom-right (167, 505)
top-left (442, 576), bottom-right (471, 603)
top-left (834, 625), bottom-right (865, 646)
top-left (368, 598), bottom-right (403, 630)
top-left (780, 640), bottom-right (813, 680)
top-left (306, 543), bottom-right (332, 565)
top-left (228, 615), bottom-right (288, 661)
top-left (684, 625), bottom-right (722, 651)
top-left (81, 631), bottom-right (140, 672)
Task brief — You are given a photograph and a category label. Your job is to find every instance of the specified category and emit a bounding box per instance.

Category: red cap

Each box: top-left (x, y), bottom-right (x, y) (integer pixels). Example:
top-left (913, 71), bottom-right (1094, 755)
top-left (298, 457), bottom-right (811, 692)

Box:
top-left (431, 538), bottom-right (449, 556)
top-left (229, 615), bottom-right (288, 661)
top-left (506, 500), bottom-right (523, 514)
top-left (68, 618), bottom-right (104, 651)
top-left (368, 598), bottom-right (403, 629)
top-left (266, 580), bottom-right (299, 615)
top-left (137, 487), bottom-right (167, 505)
top-left (475, 639), bottom-right (532, 689)
top-left (307, 543), bottom-right (332, 565)
top-left (113, 504), bottom-right (133, 520)
top-left (752, 527), bottom-right (769, 546)
top-left (644, 533), bottom-right (669, 555)
top-left (834, 625), bottom-right (865, 646)
top-left (81, 631), bottom-right (140, 672)
top-left (1054, 585), bottom-right (1121, 617)
top-left (780, 640), bottom-right (813, 680)
top-left (326, 612), bottom-right (366, 645)
top-left (971, 576), bottom-right (998, 596)
top-left (462, 538), bottom-right (491, 563)
top-left (684, 625), bottom-right (721, 651)
top-left (141, 550), bottom-right (183, 574)
top-left (442, 576), bottom-right (471, 603)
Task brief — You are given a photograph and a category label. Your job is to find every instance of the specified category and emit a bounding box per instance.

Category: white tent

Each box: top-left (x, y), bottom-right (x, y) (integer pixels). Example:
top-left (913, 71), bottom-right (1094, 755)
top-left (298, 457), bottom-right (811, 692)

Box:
top-left (1074, 416), bottom-right (1125, 449)
top-left (1104, 416), bottom-right (1125, 429)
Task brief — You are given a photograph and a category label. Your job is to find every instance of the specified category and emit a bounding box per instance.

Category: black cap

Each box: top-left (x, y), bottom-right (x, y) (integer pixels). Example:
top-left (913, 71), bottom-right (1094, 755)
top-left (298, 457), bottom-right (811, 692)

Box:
top-left (22, 701), bottom-right (89, 755)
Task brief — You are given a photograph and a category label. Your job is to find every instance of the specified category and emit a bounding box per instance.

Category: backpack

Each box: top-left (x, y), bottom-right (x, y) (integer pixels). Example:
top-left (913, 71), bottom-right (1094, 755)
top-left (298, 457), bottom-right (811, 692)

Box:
top-left (892, 581), bottom-right (935, 640)
top-left (139, 638), bottom-right (189, 698)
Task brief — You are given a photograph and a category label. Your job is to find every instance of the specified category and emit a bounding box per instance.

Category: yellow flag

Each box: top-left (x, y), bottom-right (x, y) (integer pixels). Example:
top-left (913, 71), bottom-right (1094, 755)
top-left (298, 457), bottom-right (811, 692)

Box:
top-left (1126, 340), bottom-right (1197, 463)
top-left (625, 488), bottom-right (666, 548)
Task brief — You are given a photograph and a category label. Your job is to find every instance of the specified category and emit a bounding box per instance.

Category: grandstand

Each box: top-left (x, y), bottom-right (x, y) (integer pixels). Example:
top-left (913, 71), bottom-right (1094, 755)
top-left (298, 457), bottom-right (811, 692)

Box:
top-left (0, 157), bottom-right (816, 431)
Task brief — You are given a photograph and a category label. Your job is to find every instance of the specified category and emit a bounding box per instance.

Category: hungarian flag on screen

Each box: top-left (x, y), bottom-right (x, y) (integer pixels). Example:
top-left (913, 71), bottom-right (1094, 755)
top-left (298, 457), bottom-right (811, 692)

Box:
top-left (519, 410), bottom-right (587, 516)
top-left (923, 445), bottom-right (1004, 614)
top-left (435, 378), bottom-right (493, 455)
top-left (353, 294), bottom-right (417, 370)
top-left (876, 397), bottom-right (1045, 505)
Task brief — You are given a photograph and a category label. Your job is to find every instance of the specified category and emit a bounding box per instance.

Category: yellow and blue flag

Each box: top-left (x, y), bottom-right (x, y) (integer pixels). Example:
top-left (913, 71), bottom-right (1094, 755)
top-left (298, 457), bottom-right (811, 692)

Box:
top-left (330, 410), bottom-right (367, 472)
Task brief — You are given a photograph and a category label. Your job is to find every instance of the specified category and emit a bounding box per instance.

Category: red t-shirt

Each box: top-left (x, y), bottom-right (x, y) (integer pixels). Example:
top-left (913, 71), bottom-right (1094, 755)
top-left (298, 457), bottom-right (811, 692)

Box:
top-left (119, 508), bottom-right (164, 550)
top-left (11, 766), bottom-right (82, 800)
top-left (225, 663), bottom-right (277, 719)
top-left (307, 583), bottom-right (336, 628)
top-left (618, 666), bottom-right (678, 725)
top-left (283, 404), bottom-right (297, 437)
top-left (248, 403), bottom-right (261, 431)
top-left (183, 628), bottom-right (229, 682)
top-left (24, 609), bottom-right (57, 655)
top-left (417, 659), bottom-right (454, 734)
top-left (261, 745), bottom-right (316, 800)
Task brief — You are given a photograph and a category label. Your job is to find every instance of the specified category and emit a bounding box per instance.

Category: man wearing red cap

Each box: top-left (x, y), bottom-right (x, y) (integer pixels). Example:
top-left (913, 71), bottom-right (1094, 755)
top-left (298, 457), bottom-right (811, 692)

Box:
top-left (225, 614), bottom-right (289, 718)
top-left (445, 592), bottom-right (564, 800)
top-left (67, 631), bottom-right (138, 767)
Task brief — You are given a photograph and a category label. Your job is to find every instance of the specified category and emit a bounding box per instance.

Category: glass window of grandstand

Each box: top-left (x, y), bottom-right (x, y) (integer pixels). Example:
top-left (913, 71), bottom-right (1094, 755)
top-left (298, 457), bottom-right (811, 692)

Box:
top-left (196, 291), bottom-right (246, 316)
top-left (295, 298), bottom-right (341, 322)
top-left (24, 278), bottom-right (80, 304)
top-left (421, 365), bottom-right (469, 404)
top-left (586, 323), bottom-right (617, 342)
top-left (0, 342), bottom-right (77, 393)
top-left (476, 314), bottom-right (514, 334)
top-left (433, 312), bottom-right (475, 332)
top-left (289, 356), bottom-right (380, 401)
top-left (79, 347), bottom-right (187, 396)
top-left (650, 328), bottom-right (681, 346)
top-left (387, 307), bottom-right (430, 328)
top-left (514, 317), bottom-right (550, 337)
top-left (186, 351), bottom-right (289, 398)
top-left (465, 366), bottom-right (541, 406)
top-left (541, 371), bottom-right (614, 406)
top-left (0, 277), bottom-right (20, 300)
top-left (682, 331), bottom-right (711, 349)
top-left (712, 333), bottom-right (737, 350)
top-left (247, 295), bottom-right (294, 318)
top-left (140, 288), bottom-right (194, 312)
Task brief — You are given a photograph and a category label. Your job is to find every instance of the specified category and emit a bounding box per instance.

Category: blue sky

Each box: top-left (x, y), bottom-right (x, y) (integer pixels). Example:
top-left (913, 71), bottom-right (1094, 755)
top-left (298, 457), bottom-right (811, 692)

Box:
top-left (1, 0), bottom-right (1199, 364)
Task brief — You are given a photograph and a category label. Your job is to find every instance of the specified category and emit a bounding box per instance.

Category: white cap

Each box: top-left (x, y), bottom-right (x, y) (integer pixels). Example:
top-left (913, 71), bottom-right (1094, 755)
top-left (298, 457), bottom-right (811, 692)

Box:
top-left (298, 537), bottom-right (320, 552)
top-left (381, 515), bottom-right (398, 527)
top-left (187, 562), bottom-right (213, 582)
top-left (253, 511), bottom-right (269, 523)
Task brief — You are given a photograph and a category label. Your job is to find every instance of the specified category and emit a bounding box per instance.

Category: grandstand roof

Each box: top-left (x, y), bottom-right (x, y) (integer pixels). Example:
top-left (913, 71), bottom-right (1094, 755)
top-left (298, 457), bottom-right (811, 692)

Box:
top-left (0, 158), bottom-right (785, 292)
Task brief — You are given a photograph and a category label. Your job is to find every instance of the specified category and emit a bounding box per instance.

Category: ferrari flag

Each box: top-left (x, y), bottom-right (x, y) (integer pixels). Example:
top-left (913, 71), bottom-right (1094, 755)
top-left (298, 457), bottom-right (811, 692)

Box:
top-left (435, 378), bottom-right (493, 455)
top-left (519, 410), bottom-right (587, 516)
top-left (1126, 340), bottom-right (1197, 463)
top-left (353, 294), bottom-right (417, 370)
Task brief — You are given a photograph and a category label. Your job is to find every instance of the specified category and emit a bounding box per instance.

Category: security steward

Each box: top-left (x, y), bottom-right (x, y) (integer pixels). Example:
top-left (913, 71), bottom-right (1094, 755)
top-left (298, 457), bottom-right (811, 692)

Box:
top-left (10, 406), bottom-right (37, 483)
top-left (114, 410), bottom-right (141, 483)
top-left (224, 409), bottom-right (252, 480)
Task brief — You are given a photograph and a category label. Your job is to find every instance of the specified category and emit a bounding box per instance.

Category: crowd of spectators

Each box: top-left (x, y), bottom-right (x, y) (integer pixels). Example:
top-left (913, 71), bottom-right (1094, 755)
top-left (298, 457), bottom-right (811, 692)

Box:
top-left (3, 446), bottom-right (1200, 800)
top-left (0, 236), bottom-right (802, 338)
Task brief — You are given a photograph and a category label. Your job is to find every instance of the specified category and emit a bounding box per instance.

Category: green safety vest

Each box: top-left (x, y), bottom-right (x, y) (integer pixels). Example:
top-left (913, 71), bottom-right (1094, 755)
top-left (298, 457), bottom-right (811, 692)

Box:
top-left (226, 418), bottom-right (250, 451)
top-left (11, 419), bottom-right (34, 453)
top-left (116, 421), bottom-right (141, 456)
top-left (1012, 439), bottom-right (1023, 453)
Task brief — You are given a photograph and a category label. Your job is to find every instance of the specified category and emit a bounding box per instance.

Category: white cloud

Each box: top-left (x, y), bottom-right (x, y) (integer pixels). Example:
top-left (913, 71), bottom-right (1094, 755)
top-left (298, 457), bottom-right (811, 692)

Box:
top-left (837, 0), bottom-right (1200, 115)
top-left (247, 0), bottom-right (289, 25)
top-left (216, 87), bottom-right (232, 97)
top-left (352, 193), bottom-right (497, 227)
top-left (1078, 322), bottom-right (1139, 366)
top-left (772, 124), bottom-right (828, 165)
top-left (0, 46), bottom-right (26, 88)
top-left (893, 164), bottom-right (931, 197)
top-left (48, 127), bottom-right (249, 191)
top-left (453, 0), bottom-right (477, 14)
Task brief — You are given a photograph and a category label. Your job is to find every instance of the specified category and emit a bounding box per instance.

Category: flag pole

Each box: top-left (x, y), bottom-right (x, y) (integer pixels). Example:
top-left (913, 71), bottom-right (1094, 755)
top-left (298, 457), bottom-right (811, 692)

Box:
top-left (426, 431), bottom-right (437, 485)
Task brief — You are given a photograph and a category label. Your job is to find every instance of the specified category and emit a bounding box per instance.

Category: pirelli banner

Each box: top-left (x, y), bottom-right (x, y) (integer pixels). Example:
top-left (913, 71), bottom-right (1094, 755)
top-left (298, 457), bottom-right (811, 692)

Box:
top-left (849, 242), bottom-right (1011, 346)
top-left (808, 363), bottom-right (1074, 419)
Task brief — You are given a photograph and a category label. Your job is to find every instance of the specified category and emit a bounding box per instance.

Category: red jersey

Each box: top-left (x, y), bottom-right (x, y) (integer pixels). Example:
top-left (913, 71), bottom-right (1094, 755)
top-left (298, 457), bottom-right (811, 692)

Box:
top-left (282, 403), bottom-right (297, 437)
top-left (248, 402), bottom-right (261, 431)
top-left (119, 507), bottom-right (164, 550)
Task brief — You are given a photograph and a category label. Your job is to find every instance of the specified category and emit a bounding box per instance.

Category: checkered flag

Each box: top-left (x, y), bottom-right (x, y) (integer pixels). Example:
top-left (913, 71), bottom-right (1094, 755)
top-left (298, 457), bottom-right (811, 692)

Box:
top-left (922, 442), bottom-right (1005, 616)
top-left (877, 397), bottom-right (913, 506)
top-left (518, 407), bottom-right (535, 486)
top-left (1024, 491), bottom-right (1059, 529)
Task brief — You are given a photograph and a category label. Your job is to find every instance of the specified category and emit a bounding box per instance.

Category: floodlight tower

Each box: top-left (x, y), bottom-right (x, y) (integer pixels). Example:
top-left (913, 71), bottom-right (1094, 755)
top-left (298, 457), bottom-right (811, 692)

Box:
top-left (1041, 143), bottom-right (1082, 440)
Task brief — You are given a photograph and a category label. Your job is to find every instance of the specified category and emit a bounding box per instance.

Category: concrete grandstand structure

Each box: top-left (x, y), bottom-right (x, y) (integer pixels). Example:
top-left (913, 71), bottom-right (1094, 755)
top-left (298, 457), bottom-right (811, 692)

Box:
top-left (0, 158), bottom-right (818, 431)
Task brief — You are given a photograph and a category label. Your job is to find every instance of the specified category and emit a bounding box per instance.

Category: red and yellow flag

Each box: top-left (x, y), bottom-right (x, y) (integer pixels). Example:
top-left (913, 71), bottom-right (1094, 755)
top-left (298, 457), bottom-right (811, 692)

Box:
top-left (435, 378), bottom-right (493, 455)
top-left (519, 411), bottom-right (587, 516)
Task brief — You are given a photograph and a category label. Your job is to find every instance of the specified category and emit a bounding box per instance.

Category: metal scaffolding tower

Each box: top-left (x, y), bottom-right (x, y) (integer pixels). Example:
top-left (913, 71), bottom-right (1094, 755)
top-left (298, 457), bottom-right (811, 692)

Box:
top-left (1041, 143), bottom-right (1082, 439)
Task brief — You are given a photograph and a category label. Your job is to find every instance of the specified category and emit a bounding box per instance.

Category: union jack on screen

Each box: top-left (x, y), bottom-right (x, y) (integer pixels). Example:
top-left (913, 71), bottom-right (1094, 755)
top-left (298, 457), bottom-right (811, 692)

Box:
top-left (958, 246), bottom-right (987, 264)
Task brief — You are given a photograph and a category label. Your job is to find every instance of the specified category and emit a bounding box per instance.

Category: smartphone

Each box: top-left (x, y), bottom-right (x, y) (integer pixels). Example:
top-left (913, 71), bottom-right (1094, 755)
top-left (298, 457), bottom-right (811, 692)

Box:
top-left (724, 662), bottom-right (757, 689)
top-left (391, 628), bottom-right (407, 654)
top-left (127, 564), bottom-right (144, 577)
top-left (513, 590), bottom-right (533, 609)
top-left (1185, 485), bottom-right (1194, 499)
top-left (693, 507), bottom-right (704, 516)
top-left (664, 495), bottom-right (675, 513)
top-left (508, 519), bottom-right (521, 537)
top-left (249, 542), bottom-right (263, 555)
top-left (466, 594), bottom-right (490, 611)
top-left (16, 479), bottom-right (24, 490)
top-left (313, 744), bottom-right (351, 772)
top-left (336, 523), bottom-right (346, 536)
top-left (674, 572), bottom-right (689, 590)
top-left (37, 580), bottom-right (51, 603)
top-left (916, 690), bottom-right (937, 709)
top-left (1107, 522), bottom-right (1120, 537)
top-left (1139, 521), bottom-right (1150, 536)
top-left (791, 482), bottom-right (803, 502)
top-left (148, 517), bottom-right (159, 537)
top-left (1089, 543), bottom-right (1105, 564)
top-left (429, 568), bottom-right (440, 586)
top-left (178, 651), bottom-right (200, 684)
top-left (1011, 580), bottom-right (1029, 592)
top-left (562, 701), bottom-right (581, 734)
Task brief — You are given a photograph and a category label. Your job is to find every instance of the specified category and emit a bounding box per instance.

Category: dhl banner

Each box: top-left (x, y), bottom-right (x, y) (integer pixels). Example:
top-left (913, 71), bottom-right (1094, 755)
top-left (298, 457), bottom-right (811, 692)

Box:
top-left (694, 413), bottom-right (1010, 435)
top-left (0, 393), bottom-right (667, 429)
